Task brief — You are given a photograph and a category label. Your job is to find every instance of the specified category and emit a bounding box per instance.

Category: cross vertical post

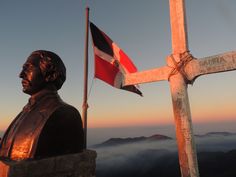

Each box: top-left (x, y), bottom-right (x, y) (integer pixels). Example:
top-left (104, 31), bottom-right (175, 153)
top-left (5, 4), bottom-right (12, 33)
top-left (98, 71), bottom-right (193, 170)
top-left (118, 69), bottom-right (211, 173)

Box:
top-left (168, 0), bottom-right (199, 176)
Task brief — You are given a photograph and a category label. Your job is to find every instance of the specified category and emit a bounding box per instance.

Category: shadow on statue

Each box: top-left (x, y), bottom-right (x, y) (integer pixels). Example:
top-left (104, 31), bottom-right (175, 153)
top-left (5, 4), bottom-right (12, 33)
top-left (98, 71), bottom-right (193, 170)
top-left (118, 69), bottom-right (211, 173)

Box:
top-left (0, 50), bottom-right (84, 161)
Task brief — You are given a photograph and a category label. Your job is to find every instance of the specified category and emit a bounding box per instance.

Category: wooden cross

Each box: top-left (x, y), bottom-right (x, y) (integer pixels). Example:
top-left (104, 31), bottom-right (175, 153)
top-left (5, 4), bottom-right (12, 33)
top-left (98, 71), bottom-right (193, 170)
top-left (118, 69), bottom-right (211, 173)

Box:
top-left (124, 0), bottom-right (236, 177)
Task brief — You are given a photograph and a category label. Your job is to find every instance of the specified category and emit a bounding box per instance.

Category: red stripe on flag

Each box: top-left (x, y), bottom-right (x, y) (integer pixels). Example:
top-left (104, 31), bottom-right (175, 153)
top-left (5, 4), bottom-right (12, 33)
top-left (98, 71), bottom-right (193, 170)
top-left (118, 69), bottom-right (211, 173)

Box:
top-left (95, 55), bottom-right (119, 86)
top-left (119, 49), bottom-right (137, 73)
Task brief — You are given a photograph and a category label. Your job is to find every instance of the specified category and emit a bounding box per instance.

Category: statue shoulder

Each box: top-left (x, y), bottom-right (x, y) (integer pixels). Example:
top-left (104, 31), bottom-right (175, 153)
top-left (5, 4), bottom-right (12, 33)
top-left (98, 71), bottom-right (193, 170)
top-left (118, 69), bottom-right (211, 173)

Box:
top-left (50, 102), bottom-right (82, 122)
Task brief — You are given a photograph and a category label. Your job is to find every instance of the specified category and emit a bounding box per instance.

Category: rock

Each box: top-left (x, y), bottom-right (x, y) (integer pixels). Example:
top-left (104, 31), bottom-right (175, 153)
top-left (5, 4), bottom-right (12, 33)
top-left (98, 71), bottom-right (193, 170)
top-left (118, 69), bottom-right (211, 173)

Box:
top-left (0, 149), bottom-right (96, 177)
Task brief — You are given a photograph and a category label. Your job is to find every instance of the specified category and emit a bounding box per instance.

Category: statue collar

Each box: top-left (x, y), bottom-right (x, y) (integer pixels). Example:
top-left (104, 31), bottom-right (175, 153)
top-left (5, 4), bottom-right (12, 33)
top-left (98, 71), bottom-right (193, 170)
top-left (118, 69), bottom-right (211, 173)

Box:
top-left (24, 89), bottom-right (58, 112)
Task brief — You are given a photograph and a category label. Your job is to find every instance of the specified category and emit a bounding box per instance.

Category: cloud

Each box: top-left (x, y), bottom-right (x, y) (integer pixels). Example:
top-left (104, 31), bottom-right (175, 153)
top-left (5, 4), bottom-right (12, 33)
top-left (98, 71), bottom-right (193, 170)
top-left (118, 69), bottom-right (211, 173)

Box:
top-left (195, 134), bottom-right (236, 152)
top-left (94, 139), bottom-right (179, 177)
top-left (92, 133), bottom-right (236, 177)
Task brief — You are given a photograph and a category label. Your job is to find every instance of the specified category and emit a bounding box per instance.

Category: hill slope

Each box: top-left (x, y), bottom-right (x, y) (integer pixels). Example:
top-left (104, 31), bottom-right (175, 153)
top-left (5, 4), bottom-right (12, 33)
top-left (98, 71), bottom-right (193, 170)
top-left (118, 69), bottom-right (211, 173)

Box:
top-left (93, 134), bottom-right (172, 148)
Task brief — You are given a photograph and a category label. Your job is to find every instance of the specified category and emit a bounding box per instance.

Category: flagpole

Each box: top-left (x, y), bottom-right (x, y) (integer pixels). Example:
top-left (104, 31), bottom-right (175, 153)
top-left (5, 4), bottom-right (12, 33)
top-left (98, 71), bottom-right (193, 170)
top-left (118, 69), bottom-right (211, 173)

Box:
top-left (82, 6), bottom-right (89, 149)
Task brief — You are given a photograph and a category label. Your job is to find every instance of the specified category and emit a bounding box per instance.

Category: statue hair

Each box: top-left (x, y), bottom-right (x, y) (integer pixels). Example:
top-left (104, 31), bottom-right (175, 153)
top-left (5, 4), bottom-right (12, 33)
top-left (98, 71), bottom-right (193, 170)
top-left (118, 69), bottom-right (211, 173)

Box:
top-left (30, 50), bottom-right (66, 90)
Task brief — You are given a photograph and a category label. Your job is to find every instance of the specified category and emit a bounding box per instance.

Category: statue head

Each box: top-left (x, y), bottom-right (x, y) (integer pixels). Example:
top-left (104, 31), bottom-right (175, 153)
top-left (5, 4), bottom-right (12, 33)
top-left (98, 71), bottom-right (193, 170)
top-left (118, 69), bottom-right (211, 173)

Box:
top-left (19, 50), bottom-right (66, 95)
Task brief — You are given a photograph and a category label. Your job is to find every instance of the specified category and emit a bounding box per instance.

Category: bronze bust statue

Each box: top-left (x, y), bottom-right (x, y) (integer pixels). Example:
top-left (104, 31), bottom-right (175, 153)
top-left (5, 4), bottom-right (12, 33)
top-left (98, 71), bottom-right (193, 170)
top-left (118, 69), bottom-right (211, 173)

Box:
top-left (0, 50), bottom-right (84, 161)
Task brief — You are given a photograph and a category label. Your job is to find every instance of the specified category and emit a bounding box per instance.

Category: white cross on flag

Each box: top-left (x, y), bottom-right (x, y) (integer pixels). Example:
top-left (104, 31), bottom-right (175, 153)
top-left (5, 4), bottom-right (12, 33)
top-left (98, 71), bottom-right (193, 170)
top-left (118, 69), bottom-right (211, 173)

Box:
top-left (90, 22), bottom-right (142, 96)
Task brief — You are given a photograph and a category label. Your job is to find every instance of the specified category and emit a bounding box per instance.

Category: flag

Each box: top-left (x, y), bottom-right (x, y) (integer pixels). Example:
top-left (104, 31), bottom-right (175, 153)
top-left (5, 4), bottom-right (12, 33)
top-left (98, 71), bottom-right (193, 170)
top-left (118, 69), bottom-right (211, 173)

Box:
top-left (90, 22), bottom-right (142, 96)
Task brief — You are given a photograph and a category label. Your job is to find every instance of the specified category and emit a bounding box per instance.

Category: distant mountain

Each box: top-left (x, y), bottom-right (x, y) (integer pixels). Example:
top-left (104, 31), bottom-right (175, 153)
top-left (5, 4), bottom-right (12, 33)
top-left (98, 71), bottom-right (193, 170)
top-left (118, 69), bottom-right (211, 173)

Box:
top-left (195, 131), bottom-right (236, 138)
top-left (93, 131), bottom-right (236, 148)
top-left (93, 134), bottom-right (172, 148)
top-left (0, 131), bottom-right (4, 137)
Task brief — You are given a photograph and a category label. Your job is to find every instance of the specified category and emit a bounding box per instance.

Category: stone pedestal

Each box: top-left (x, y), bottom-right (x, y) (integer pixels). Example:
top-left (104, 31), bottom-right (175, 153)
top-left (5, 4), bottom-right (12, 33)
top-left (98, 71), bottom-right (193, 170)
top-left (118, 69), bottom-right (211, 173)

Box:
top-left (0, 150), bottom-right (96, 177)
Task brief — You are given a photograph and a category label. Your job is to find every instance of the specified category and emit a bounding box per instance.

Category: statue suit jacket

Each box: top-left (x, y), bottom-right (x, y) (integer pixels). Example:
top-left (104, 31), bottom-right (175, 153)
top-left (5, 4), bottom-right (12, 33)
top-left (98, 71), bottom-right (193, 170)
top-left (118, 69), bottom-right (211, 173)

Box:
top-left (0, 89), bottom-right (84, 161)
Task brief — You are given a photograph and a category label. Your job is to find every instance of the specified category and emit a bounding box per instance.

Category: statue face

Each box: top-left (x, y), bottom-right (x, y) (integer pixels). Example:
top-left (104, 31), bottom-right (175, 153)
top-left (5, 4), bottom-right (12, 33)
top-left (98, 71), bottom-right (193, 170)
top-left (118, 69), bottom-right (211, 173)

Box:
top-left (19, 56), bottom-right (45, 95)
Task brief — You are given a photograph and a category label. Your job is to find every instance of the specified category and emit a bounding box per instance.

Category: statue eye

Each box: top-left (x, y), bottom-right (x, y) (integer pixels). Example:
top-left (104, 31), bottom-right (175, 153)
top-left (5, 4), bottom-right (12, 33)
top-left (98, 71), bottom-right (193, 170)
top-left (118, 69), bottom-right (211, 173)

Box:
top-left (23, 63), bottom-right (35, 73)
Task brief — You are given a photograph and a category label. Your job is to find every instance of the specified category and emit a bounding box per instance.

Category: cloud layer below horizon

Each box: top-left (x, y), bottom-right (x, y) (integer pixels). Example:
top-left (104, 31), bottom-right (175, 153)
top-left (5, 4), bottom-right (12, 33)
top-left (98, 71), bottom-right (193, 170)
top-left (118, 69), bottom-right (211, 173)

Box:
top-left (93, 133), bottom-right (236, 177)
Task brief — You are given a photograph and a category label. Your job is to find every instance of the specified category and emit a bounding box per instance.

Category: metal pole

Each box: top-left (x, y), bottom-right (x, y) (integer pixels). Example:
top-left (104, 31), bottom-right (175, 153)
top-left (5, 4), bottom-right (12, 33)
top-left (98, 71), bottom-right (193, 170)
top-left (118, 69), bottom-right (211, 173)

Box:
top-left (82, 7), bottom-right (89, 149)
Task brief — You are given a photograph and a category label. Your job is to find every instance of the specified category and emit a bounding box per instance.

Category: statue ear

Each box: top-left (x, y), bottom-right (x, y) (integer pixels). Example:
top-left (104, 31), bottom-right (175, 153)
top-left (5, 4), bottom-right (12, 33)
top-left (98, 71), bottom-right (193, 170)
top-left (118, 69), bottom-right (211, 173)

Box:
top-left (45, 73), bottom-right (58, 82)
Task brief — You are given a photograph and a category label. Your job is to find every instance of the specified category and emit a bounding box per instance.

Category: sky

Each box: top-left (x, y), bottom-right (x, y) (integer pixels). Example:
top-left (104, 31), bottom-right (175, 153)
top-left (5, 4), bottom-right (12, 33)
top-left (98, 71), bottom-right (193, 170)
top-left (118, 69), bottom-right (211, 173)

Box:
top-left (0, 0), bottom-right (236, 144)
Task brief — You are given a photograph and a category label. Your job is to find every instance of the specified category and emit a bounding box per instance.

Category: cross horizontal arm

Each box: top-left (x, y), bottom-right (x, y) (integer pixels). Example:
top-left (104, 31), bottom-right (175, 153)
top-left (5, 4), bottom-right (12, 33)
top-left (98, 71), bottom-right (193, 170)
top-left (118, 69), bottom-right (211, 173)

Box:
top-left (123, 66), bottom-right (171, 86)
top-left (185, 51), bottom-right (236, 81)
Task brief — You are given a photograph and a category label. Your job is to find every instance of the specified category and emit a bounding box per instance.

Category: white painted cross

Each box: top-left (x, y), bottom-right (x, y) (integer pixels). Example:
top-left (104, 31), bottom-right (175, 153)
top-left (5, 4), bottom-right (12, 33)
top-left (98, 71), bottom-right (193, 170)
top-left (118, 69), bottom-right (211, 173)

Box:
top-left (124, 0), bottom-right (236, 177)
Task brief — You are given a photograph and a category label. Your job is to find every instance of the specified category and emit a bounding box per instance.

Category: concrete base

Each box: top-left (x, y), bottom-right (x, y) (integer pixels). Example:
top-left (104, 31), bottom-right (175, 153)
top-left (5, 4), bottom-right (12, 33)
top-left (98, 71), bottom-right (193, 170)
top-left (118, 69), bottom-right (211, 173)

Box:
top-left (0, 150), bottom-right (96, 177)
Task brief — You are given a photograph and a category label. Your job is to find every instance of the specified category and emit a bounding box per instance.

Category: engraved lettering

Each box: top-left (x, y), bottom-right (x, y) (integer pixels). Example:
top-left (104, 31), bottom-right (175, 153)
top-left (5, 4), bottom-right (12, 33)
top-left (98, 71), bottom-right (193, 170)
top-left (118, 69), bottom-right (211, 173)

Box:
top-left (200, 56), bottom-right (227, 68)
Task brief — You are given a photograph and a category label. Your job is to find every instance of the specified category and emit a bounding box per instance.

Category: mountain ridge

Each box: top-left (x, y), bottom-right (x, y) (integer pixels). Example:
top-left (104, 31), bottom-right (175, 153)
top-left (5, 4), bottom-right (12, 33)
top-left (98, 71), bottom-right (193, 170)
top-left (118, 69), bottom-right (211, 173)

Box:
top-left (93, 134), bottom-right (172, 148)
top-left (92, 131), bottom-right (236, 148)
top-left (195, 131), bottom-right (236, 138)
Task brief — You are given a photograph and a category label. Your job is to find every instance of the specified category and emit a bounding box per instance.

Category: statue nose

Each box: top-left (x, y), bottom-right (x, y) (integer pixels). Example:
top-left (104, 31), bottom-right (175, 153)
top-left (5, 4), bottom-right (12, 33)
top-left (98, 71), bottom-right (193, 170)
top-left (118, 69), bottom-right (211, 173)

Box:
top-left (19, 70), bottom-right (25, 78)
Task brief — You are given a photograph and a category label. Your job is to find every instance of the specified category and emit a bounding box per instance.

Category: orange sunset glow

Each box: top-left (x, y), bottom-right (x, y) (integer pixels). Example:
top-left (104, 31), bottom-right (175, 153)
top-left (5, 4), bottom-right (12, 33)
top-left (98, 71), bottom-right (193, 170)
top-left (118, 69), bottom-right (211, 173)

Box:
top-left (0, 1), bottom-right (236, 145)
